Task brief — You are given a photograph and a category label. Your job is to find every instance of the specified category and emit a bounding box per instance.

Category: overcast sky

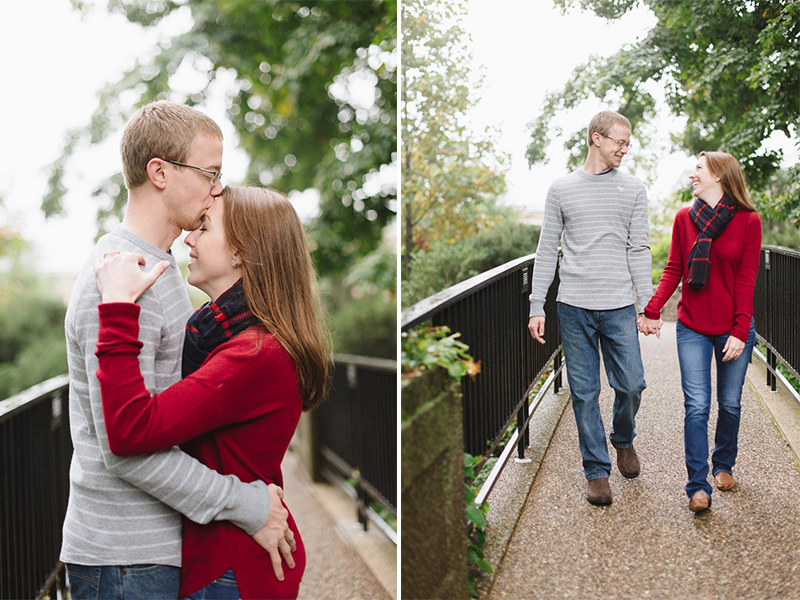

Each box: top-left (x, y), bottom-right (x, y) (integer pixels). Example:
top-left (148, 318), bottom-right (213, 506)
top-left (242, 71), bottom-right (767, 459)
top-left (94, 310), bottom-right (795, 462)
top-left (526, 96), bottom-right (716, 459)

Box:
top-left (462, 0), bottom-right (696, 214)
top-left (3, 1), bottom-right (796, 276)
top-left (462, 0), bottom-right (799, 215)
top-left (1, 0), bottom-right (309, 275)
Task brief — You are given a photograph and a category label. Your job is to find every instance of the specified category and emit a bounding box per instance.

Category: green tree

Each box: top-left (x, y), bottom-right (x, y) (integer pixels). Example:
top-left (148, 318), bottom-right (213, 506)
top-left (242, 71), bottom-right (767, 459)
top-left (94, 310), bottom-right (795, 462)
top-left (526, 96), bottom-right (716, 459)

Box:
top-left (329, 241), bottom-right (397, 359)
top-left (45, 0), bottom-right (396, 275)
top-left (529, 0), bottom-right (800, 220)
top-left (0, 197), bottom-right (26, 263)
top-left (402, 214), bottom-right (540, 308)
top-left (401, 0), bottom-right (507, 273)
top-left (0, 264), bottom-right (68, 401)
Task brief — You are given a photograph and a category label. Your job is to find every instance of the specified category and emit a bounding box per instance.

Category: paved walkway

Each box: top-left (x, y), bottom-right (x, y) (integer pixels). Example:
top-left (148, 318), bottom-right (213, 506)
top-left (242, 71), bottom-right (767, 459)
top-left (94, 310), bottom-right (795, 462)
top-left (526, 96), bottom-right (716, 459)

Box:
top-left (480, 321), bottom-right (800, 599)
top-left (282, 449), bottom-right (396, 599)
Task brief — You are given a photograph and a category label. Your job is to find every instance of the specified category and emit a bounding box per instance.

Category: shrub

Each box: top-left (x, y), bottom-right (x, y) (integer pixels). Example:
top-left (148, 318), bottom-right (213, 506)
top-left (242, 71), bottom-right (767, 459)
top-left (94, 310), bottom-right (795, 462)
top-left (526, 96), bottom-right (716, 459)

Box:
top-left (402, 220), bottom-right (540, 308)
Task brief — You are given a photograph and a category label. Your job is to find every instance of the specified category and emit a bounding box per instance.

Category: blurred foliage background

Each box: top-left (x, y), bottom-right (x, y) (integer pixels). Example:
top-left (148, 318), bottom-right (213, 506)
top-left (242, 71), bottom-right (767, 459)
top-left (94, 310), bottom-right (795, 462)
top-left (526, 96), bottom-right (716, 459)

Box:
top-left (403, 0), bottom-right (800, 311)
top-left (401, 0), bottom-right (536, 308)
top-left (1, 0), bottom-right (397, 400)
top-left (0, 198), bottom-right (68, 399)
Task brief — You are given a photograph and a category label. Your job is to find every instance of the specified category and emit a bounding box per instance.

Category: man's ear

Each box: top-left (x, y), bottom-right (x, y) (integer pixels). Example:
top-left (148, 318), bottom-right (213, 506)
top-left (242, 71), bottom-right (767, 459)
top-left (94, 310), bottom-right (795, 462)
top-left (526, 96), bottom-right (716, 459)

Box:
top-left (146, 158), bottom-right (168, 190)
top-left (590, 132), bottom-right (601, 148)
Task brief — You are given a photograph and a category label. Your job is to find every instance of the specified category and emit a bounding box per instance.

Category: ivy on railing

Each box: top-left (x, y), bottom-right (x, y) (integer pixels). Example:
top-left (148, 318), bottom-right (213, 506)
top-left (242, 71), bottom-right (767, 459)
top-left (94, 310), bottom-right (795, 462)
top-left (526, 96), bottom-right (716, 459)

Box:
top-left (465, 452), bottom-right (492, 598)
top-left (400, 325), bottom-right (481, 380)
top-left (401, 325), bottom-right (487, 597)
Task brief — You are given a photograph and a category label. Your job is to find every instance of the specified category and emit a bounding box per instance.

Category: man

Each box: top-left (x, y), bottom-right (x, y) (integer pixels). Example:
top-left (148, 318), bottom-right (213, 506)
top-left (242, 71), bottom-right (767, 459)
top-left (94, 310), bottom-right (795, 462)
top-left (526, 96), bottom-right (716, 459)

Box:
top-left (528, 110), bottom-right (651, 506)
top-left (62, 101), bottom-right (293, 598)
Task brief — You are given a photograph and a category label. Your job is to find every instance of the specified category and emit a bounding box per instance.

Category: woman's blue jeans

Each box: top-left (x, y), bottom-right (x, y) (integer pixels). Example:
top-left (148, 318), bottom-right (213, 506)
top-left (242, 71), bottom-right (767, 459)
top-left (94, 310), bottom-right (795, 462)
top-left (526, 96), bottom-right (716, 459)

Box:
top-left (676, 319), bottom-right (756, 503)
top-left (557, 303), bottom-right (646, 481)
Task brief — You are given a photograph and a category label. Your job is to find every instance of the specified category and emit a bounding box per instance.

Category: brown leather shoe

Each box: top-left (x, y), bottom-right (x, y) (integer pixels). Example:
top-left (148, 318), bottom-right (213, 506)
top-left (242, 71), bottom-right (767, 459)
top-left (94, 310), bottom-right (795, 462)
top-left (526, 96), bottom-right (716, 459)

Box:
top-left (587, 477), bottom-right (613, 506)
top-left (715, 472), bottom-right (735, 491)
top-left (611, 442), bottom-right (640, 478)
top-left (688, 491), bottom-right (710, 513)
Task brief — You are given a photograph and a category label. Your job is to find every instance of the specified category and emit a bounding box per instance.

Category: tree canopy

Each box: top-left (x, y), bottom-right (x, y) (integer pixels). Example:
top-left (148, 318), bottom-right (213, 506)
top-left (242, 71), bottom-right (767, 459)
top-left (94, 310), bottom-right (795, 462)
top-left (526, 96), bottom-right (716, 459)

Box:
top-left (401, 0), bottom-right (507, 268)
top-left (529, 0), bottom-right (800, 219)
top-left (45, 0), bottom-right (397, 275)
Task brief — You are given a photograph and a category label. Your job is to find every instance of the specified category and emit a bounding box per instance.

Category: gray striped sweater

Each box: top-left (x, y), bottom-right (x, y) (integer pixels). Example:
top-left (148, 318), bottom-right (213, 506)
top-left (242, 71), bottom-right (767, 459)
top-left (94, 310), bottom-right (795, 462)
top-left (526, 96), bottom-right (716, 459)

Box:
top-left (60, 226), bottom-right (269, 567)
top-left (529, 168), bottom-right (652, 316)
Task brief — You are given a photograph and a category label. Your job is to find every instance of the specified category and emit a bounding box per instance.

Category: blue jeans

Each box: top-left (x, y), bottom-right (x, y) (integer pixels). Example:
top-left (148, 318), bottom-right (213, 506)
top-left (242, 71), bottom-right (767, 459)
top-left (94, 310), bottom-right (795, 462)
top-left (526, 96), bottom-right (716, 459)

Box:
top-left (557, 303), bottom-right (646, 480)
top-left (185, 569), bottom-right (240, 600)
top-left (676, 319), bottom-right (756, 503)
top-left (66, 563), bottom-right (180, 600)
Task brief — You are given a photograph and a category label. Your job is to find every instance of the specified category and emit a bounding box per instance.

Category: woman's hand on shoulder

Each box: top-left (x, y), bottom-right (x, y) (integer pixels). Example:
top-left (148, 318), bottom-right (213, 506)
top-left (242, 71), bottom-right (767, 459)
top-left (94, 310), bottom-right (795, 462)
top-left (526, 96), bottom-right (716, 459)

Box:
top-left (94, 251), bottom-right (170, 303)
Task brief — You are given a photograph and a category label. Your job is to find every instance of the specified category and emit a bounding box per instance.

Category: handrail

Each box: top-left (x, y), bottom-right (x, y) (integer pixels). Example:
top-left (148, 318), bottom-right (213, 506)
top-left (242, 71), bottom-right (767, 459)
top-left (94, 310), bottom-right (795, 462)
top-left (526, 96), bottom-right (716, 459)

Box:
top-left (0, 375), bottom-right (71, 600)
top-left (754, 245), bottom-right (800, 394)
top-left (314, 354), bottom-right (397, 540)
top-left (401, 253), bottom-right (563, 467)
top-left (402, 254), bottom-right (537, 329)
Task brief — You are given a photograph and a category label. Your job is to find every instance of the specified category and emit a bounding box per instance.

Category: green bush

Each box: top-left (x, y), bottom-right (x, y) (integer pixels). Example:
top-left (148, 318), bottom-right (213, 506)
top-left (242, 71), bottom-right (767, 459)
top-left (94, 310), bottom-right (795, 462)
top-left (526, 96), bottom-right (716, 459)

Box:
top-left (331, 293), bottom-right (396, 360)
top-left (0, 331), bottom-right (68, 400)
top-left (0, 273), bottom-right (68, 401)
top-left (402, 220), bottom-right (540, 307)
top-left (0, 294), bottom-right (67, 364)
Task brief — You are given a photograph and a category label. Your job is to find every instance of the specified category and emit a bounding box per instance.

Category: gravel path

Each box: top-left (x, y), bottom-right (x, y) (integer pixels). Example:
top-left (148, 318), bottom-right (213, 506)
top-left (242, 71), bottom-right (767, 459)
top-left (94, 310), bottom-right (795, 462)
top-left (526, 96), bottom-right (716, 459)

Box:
top-left (487, 321), bottom-right (800, 599)
top-left (283, 450), bottom-right (393, 600)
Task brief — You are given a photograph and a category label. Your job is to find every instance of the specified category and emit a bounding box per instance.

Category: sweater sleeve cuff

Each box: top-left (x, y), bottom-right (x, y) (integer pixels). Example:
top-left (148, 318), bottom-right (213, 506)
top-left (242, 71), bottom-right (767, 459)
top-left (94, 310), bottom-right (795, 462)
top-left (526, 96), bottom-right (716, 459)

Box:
top-left (96, 303), bottom-right (142, 350)
top-left (643, 306), bottom-right (661, 321)
top-left (529, 298), bottom-right (546, 318)
top-left (731, 317), bottom-right (752, 344)
top-left (218, 479), bottom-right (270, 535)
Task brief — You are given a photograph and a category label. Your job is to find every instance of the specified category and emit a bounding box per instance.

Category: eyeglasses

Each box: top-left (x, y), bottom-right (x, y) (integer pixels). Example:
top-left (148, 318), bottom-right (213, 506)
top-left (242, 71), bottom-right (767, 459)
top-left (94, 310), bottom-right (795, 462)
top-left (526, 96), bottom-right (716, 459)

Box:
top-left (161, 158), bottom-right (222, 185)
top-left (598, 133), bottom-right (633, 151)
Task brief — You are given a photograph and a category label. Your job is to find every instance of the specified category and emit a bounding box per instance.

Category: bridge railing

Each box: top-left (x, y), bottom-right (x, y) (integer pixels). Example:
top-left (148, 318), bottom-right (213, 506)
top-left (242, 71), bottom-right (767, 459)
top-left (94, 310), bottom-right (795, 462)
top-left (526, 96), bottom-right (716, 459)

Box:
top-left (0, 374), bottom-right (71, 600)
top-left (402, 254), bottom-right (563, 488)
top-left (314, 354), bottom-right (398, 542)
top-left (0, 354), bottom-right (398, 598)
top-left (754, 245), bottom-right (800, 395)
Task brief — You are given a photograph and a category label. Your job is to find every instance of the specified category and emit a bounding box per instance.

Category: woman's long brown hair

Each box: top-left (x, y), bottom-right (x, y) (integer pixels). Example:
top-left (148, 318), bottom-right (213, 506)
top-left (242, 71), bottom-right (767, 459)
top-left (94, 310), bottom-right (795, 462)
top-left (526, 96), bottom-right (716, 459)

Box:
top-left (222, 186), bottom-right (331, 411)
top-left (699, 151), bottom-right (757, 212)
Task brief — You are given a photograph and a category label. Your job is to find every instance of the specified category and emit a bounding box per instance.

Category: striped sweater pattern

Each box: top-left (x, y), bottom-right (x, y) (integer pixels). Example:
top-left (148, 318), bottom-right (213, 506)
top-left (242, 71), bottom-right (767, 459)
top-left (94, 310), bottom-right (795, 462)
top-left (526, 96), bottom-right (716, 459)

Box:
top-left (530, 168), bottom-right (652, 316)
top-left (61, 226), bottom-right (268, 567)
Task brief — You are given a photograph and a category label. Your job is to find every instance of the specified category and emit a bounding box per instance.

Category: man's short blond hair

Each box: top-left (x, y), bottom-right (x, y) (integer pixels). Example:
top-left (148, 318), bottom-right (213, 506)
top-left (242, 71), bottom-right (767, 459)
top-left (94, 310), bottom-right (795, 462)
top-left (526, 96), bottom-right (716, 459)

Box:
top-left (587, 111), bottom-right (631, 146)
top-left (120, 100), bottom-right (223, 189)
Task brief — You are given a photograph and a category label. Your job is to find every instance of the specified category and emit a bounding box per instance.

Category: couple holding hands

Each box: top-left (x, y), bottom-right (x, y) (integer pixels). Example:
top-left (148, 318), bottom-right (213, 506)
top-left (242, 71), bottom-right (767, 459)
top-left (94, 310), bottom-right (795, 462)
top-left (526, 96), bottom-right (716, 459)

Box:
top-left (528, 111), bottom-right (760, 513)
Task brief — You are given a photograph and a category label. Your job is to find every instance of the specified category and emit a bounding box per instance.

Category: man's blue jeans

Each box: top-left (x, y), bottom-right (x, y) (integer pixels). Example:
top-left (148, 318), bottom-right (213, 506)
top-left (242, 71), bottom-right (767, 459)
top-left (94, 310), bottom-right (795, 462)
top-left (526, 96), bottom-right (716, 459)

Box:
top-left (186, 569), bottom-right (240, 599)
top-left (557, 303), bottom-right (646, 481)
top-left (676, 319), bottom-right (756, 503)
top-left (66, 563), bottom-right (180, 600)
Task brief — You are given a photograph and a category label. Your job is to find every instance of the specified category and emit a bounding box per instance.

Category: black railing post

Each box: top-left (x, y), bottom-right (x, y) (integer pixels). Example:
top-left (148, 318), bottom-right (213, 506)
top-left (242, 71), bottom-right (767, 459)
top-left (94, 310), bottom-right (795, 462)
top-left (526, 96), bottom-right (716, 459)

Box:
top-left (554, 350), bottom-right (562, 394)
top-left (315, 355), bottom-right (397, 540)
top-left (516, 395), bottom-right (528, 460)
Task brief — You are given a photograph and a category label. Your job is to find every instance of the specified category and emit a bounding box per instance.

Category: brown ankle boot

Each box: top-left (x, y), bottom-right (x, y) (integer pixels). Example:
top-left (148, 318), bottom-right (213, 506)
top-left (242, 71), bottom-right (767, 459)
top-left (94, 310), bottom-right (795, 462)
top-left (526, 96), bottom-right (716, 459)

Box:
top-left (587, 477), bottom-right (613, 506)
top-left (612, 442), bottom-right (640, 478)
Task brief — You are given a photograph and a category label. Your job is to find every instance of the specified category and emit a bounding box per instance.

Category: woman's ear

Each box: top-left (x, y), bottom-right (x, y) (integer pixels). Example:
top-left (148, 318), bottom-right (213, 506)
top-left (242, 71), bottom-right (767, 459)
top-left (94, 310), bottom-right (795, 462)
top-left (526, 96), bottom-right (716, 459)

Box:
top-left (146, 158), bottom-right (168, 190)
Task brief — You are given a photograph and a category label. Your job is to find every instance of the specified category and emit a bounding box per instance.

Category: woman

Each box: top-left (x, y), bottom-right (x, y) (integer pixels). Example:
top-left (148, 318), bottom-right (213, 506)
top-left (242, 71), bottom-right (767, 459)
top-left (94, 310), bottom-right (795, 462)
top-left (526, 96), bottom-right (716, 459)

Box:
top-left (93, 186), bottom-right (330, 598)
top-left (640, 151), bottom-right (761, 513)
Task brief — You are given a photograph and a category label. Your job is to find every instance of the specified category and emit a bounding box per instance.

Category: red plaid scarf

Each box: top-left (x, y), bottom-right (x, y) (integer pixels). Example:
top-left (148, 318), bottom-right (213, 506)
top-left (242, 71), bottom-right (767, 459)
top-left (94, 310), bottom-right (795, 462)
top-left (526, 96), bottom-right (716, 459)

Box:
top-left (182, 279), bottom-right (260, 377)
top-left (685, 195), bottom-right (738, 289)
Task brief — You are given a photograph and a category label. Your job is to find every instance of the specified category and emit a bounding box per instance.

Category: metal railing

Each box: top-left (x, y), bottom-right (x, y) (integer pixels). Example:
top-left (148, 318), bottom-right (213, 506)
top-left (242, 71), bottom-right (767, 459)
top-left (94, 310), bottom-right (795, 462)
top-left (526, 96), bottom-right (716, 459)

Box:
top-left (0, 375), bottom-right (71, 600)
top-left (1, 352), bottom-right (399, 596)
top-left (754, 245), bottom-right (800, 393)
top-left (314, 354), bottom-right (397, 542)
top-left (401, 254), bottom-right (563, 470)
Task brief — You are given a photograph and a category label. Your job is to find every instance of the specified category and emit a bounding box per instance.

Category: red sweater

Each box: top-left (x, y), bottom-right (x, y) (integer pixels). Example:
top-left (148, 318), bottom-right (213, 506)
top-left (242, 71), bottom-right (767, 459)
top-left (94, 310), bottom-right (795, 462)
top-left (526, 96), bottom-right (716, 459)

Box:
top-left (95, 303), bottom-right (305, 599)
top-left (644, 206), bottom-right (761, 341)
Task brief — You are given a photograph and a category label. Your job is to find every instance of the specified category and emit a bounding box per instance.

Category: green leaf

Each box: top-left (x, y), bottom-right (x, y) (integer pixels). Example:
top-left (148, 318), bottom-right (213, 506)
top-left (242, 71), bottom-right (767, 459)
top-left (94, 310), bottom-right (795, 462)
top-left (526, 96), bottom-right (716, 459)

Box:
top-left (477, 558), bottom-right (493, 574)
top-left (465, 503), bottom-right (486, 529)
